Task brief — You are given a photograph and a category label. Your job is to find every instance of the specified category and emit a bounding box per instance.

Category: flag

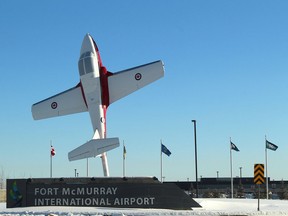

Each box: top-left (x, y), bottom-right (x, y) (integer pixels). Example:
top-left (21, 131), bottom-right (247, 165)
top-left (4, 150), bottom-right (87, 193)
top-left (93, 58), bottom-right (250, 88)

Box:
top-left (161, 143), bottom-right (171, 156)
top-left (230, 141), bottom-right (240, 152)
top-left (50, 145), bottom-right (56, 156)
top-left (123, 145), bottom-right (127, 159)
top-left (266, 140), bottom-right (278, 151)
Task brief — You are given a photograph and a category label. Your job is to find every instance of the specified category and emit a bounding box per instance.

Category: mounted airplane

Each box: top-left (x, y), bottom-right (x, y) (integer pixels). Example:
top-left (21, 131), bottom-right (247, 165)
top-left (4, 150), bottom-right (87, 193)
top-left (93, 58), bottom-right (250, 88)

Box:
top-left (31, 34), bottom-right (164, 176)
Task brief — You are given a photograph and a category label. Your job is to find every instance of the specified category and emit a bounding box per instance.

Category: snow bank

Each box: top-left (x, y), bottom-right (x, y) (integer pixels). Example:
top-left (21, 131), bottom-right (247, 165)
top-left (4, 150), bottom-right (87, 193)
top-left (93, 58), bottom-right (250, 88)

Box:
top-left (1, 198), bottom-right (288, 216)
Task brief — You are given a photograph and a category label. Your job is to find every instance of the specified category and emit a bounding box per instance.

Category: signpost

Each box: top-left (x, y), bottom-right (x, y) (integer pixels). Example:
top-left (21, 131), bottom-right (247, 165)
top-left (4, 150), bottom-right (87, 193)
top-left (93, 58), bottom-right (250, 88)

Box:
top-left (254, 164), bottom-right (264, 211)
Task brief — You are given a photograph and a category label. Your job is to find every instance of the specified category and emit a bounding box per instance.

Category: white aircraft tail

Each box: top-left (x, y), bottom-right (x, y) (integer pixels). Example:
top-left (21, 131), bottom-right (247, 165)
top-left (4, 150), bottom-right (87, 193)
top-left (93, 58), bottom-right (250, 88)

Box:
top-left (68, 138), bottom-right (120, 161)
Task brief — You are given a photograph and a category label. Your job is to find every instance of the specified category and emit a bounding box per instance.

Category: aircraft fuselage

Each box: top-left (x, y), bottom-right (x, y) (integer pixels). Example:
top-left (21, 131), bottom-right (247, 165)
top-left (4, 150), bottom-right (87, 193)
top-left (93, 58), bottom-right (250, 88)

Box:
top-left (78, 35), bottom-right (110, 175)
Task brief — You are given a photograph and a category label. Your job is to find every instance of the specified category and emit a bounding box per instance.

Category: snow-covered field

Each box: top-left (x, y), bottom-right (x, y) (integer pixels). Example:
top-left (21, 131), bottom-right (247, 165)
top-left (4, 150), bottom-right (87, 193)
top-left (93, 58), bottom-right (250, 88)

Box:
top-left (1, 198), bottom-right (288, 216)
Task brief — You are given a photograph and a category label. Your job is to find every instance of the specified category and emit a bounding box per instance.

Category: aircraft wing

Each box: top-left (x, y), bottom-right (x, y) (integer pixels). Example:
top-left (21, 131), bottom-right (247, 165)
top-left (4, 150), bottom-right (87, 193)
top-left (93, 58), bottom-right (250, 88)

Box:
top-left (108, 60), bottom-right (164, 104)
top-left (32, 84), bottom-right (87, 120)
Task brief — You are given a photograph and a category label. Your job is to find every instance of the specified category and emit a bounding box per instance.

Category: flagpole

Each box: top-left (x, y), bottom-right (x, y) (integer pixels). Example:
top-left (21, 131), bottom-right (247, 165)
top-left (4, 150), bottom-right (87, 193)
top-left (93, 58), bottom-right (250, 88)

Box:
top-left (123, 141), bottom-right (126, 177)
top-left (87, 158), bottom-right (89, 177)
top-left (50, 140), bottom-right (52, 178)
top-left (160, 139), bottom-right (163, 182)
top-left (265, 136), bottom-right (268, 199)
top-left (230, 137), bottom-right (233, 199)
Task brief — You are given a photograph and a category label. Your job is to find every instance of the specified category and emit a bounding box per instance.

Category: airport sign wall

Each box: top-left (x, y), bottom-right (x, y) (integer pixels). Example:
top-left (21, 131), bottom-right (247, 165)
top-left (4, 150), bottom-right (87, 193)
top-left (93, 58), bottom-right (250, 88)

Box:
top-left (7, 177), bottom-right (201, 210)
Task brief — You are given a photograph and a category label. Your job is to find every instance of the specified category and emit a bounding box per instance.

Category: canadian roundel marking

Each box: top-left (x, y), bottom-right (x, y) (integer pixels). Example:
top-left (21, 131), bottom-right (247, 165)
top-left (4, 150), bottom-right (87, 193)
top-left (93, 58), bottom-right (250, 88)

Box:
top-left (100, 117), bottom-right (105, 123)
top-left (51, 102), bottom-right (58, 109)
top-left (135, 73), bottom-right (142, 81)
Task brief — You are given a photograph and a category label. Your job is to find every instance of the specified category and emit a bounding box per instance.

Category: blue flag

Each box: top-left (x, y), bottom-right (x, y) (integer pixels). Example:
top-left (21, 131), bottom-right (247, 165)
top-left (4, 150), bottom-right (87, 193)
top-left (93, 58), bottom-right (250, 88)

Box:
top-left (230, 141), bottom-right (240, 152)
top-left (161, 143), bottom-right (171, 156)
top-left (266, 140), bottom-right (278, 151)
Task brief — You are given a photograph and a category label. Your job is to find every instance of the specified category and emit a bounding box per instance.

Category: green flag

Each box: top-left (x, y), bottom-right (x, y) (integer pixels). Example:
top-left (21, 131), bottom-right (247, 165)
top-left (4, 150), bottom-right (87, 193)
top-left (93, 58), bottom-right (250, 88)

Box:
top-left (123, 145), bottom-right (127, 159)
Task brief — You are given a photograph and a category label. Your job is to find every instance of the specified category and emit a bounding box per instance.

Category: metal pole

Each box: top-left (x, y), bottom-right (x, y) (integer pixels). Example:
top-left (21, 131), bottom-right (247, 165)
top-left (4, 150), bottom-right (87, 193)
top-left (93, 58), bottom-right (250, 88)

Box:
top-left (230, 137), bottom-right (233, 199)
top-left (160, 140), bottom-right (163, 182)
top-left (50, 140), bottom-right (52, 178)
top-left (123, 141), bottom-right (125, 177)
top-left (258, 184), bottom-right (260, 211)
top-left (239, 167), bottom-right (242, 184)
top-left (50, 154), bottom-right (52, 178)
top-left (192, 120), bottom-right (199, 198)
top-left (123, 152), bottom-right (126, 177)
top-left (265, 137), bottom-right (268, 199)
top-left (87, 158), bottom-right (89, 177)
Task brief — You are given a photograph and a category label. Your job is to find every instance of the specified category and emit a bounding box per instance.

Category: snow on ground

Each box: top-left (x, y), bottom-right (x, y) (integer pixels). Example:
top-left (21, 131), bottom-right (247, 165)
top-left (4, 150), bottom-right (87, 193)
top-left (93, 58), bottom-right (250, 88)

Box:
top-left (1, 198), bottom-right (288, 216)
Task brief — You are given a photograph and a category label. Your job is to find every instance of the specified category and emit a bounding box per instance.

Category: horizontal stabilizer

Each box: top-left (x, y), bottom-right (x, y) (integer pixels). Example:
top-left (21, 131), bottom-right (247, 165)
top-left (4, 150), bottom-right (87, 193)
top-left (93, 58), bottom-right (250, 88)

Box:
top-left (68, 138), bottom-right (120, 161)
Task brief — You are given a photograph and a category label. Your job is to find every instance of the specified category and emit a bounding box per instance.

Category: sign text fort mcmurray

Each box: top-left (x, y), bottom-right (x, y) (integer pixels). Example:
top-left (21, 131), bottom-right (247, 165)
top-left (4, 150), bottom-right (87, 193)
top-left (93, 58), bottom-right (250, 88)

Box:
top-left (34, 186), bottom-right (155, 206)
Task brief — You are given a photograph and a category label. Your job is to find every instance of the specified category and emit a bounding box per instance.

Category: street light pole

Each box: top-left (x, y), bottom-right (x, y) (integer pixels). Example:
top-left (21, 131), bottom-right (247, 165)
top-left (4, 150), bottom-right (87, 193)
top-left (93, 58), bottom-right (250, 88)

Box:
top-left (192, 120), bottom-right (199, 198)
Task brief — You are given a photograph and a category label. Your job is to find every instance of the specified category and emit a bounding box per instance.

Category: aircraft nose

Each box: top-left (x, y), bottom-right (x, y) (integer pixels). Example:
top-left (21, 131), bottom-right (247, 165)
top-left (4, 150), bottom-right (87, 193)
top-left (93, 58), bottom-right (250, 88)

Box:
top-left (80, 34), bottom-right (96, 56)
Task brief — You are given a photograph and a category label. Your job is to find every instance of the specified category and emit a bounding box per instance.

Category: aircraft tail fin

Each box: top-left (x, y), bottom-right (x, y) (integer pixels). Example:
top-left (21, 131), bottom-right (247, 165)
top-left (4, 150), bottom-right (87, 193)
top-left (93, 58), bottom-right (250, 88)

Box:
top-left (68, 138), bottom-right (120, 161)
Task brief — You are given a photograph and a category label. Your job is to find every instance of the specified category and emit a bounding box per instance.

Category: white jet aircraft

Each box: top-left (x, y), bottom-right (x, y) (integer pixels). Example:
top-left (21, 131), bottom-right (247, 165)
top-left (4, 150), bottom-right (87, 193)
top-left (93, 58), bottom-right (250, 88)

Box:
top-left (32, 34), bottom-right (164, 176)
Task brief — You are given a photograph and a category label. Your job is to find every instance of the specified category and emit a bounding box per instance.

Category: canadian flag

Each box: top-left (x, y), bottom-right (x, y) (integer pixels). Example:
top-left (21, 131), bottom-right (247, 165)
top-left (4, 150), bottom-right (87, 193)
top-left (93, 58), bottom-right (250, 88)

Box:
top-left (51, 145), bottom-right (56, 156)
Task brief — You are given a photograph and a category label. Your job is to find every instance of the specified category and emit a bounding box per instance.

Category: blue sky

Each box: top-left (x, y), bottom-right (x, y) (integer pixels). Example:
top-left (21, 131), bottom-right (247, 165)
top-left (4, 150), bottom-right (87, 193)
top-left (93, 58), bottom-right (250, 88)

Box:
top-left (1, 1), bottom-right (288, 181)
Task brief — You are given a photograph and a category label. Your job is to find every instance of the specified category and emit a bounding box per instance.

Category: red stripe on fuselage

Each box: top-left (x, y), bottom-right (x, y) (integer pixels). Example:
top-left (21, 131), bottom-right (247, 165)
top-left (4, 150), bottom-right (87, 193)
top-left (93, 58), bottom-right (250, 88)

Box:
top-left (91, 37), bottom-right (113, 135)
top-left (91, 38), bottom-right (112, 107)
top-left (100, 66), bottom-right (113, 108)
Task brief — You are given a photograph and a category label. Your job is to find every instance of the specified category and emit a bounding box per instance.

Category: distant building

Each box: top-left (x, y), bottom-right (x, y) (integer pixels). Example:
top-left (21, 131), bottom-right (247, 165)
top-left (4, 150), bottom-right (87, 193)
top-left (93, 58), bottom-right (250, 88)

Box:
top-left (165, 177), bottom-right (288, 199)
